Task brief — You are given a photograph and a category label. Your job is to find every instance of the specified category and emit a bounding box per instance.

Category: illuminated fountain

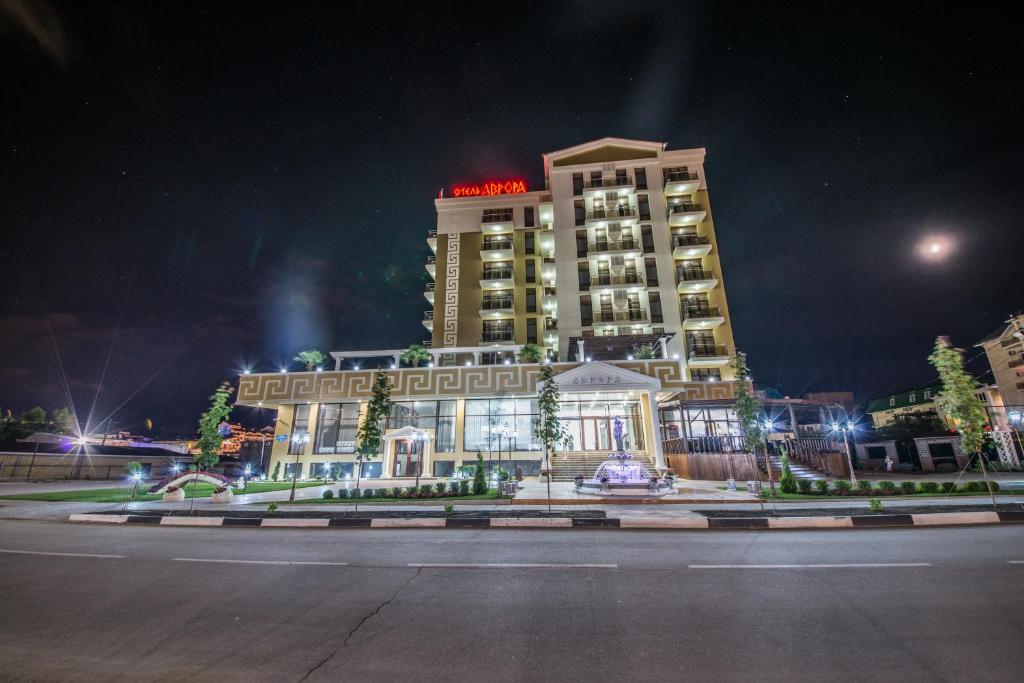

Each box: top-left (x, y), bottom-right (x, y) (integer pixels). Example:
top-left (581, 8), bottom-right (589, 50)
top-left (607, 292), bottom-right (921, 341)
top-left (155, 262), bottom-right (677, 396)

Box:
top-left (574, 417), bottom-right (673, 496)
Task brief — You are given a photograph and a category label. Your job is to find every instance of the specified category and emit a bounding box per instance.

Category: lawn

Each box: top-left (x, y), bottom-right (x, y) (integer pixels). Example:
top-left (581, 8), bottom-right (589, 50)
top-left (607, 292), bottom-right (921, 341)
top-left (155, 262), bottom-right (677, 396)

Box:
top-left (0, 480), bottom-right (323, 503)
top-left (283, 489), bottom-right (501, 505)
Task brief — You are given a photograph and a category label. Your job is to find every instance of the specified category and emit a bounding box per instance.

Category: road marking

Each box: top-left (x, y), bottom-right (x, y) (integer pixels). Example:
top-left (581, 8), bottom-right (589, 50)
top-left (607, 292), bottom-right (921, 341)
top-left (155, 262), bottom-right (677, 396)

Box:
top-left (408, 562), bottom-right (618, 569)
top-left (0, 548), bottom-right (126, 559)
top-left (688, 563), bottom-right (931, 569)
top-left (172, 558), bottom-right (348, 566)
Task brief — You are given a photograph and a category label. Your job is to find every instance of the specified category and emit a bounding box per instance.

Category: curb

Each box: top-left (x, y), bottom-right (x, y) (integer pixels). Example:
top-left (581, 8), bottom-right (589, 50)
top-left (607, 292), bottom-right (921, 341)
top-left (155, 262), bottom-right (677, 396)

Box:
top-left (66, 511), bottom-right (1024, 530)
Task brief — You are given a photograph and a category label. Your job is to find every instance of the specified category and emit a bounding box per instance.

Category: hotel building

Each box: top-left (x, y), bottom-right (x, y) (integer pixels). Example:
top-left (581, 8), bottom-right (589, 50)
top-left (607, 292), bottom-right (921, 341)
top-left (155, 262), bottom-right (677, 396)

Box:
top-left (236, 138), bottom-right (813, 482)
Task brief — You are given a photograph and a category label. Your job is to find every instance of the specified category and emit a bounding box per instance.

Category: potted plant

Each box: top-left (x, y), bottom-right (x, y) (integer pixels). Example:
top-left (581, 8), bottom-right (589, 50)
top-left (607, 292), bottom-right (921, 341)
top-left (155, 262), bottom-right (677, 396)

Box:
top-left (210, 485), bottom-right (234, 503)
top-left (162, 484), bottom-right (185, 502)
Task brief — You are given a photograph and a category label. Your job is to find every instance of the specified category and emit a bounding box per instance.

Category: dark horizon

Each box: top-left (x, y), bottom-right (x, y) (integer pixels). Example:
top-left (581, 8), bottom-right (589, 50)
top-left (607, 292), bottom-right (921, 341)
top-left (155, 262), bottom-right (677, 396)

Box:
top-left (2, 1), bottom-right (1021, 437)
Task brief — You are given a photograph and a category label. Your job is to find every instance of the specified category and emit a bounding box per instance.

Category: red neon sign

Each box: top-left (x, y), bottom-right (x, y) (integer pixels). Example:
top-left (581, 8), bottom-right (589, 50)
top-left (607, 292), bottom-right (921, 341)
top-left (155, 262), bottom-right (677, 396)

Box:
top-left (450, 179), bottom-right (527, 197)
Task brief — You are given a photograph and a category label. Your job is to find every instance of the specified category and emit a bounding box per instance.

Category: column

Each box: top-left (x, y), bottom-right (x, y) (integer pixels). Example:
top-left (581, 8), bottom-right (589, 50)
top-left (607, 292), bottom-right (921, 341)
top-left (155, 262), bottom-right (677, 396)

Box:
top-left (788, 403), bottom-right (799, 437)
top-left (648, 390), bottom-right (667, 470)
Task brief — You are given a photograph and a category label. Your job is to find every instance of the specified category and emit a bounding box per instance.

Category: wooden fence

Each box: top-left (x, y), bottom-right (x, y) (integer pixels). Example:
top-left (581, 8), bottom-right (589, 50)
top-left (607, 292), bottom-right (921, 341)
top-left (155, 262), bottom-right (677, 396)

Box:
top-left (666, 452), bottom-right (760, 481)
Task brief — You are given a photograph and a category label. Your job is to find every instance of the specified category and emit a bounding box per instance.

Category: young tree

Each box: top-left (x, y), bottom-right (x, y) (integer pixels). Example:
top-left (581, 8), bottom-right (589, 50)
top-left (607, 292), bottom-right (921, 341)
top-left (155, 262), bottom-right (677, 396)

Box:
top-left (472, 451), bottom-right (488, 495)
top-left (929, 336), bottom-right (996, 506)
top-left (20, 406), bottom-right (46, 427)
top-left (399, 344), bottom-right (432, 368)
top-left (517, 343), bottom-right (543, 364)
top-left (631, 344), bottom-right (658, 360)
top-left (191, 382), bottom-right (234, 512)
top-left (535, 361), bottom-right (567, 508)
top-left (294, 349), bottom-right (327, 371)
top-left (779, 449), bottom-right (797, 494)
top-left (730, 352), bottom-right (770, 494)
top-left (354, 369), bottom-right (393, 508)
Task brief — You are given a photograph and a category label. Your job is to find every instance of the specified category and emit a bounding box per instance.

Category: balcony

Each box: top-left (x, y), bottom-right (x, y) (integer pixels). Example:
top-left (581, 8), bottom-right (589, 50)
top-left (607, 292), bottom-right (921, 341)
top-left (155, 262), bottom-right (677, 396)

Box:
top-left (480, 239), bottom-right (514, 261)
top-left (672, 234), bottom-right (712, 259)
top-left (583, 175), bottom-right (635, 197)
top-left (682, 306), bottom-right (725, 330)
top-left (424, 281), bottom-right (435, 304)
top-left (479, 298), bottom-right (515, 319)
top-left (676, 268), bottom-right (718, 293)
top-left (688, 344), bottom-right (730, 366)
top-left (591, 310), bottom-right (649, 324)
top-left (427, 228), bottom-right (437, 253)
top-left (664, 170), bottom-right (700, 196)
top-left (545, 318), bottom-right (558, 331)
top-left (590, 273), bottom-right (646, 290)
top-left (667, 202), bottom-right (706, 227)
top-left (1009, 357), bottom-right (1024, 369)
top-left (480, 269), bottom-right (514, 290)
top-left (422, 310), bottom-right (434, 331)
top-left (586, 206), bottom-right (637, 226)
top-left (481, 210), bottom-right (514, 233)
top-left (587, 239), bottom-right (641, 256)
top-left (425, 254), bottom-right (437, 278)
top-left (480, 330), bottom-right (515, 344)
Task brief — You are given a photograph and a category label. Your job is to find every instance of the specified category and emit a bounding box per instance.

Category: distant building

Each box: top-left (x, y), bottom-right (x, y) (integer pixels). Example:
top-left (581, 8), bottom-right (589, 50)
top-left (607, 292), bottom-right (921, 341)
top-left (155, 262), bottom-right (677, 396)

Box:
top-left (866, 383), bottom-right (945, 428)
top-left (976, 313), bottom-right (1024, 418)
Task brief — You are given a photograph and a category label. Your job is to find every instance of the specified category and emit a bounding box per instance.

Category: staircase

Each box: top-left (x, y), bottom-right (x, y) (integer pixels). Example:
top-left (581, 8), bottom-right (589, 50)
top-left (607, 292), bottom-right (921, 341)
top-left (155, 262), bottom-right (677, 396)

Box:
top-left (766, 454), bottom-right (824, 480)
top-left (548, 451), bottom-right (656, 482)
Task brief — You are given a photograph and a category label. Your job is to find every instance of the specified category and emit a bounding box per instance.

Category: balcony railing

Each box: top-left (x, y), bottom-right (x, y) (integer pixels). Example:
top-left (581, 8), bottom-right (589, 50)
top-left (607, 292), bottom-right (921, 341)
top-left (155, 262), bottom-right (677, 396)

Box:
top-left (482, 211), bottom-right (513, 224)
top-left (664, 171), bottom-right (698, 183)
top-left (677, 268), bottom-right (715, 283)
top-left (543, 286), bottom-right (557, 297)
top-left (481, 269), bottom-right (513, 280)
top-left (427, 229), bottom-right (437, 238)
top-left (1010, 358), bottom-right (1024, 369)
top-left (425, 282), bottom-right (435, 292)
top-left (668, 203), bottom-right (704, 215)
top-left (1001, 337), bottom-right (1022, 348)
top-left (594, 310), bottom-right (648, 323)
top-left (481, 330), bottom-right (515, 343)
top-left (545, 319), bottom-right (558, 331)
top-left (587, 206), bottom-right (636, 221)
top-left (481, 298), bottom-right (514, 310)
top-left (683, 306), bottom-right (722, 321)
top-left (688, 344), bottom-right (728, 359)
top-left (593, 273), bottom-right (643, 286)
top-left (672, 234), bottom-right (710, 248)
top-left (588, 239), bottom-right (638, 253)
top-left (482, 239), bottom-right (513, 251)
top-left (426, 255), bottom-right (437, 265)
top-left (584, 175), bottom-right (633, 189)
top-left (423, 310), bottom-right (434, 321)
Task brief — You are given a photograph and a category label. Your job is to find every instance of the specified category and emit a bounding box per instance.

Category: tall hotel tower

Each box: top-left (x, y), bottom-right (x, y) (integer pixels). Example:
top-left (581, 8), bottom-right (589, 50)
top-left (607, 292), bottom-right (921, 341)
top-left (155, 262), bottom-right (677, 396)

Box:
top-left (425, 137), bottom-right (736, 380)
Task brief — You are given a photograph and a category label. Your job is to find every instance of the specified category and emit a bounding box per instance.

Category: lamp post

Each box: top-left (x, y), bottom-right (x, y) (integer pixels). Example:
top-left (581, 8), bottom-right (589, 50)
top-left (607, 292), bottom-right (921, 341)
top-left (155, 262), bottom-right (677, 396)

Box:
top-left (494, 423), bottom-right (517, 497)
top-left (288, 432), bottom-right (310, 501)
top-left (831, 420), bottom-right (858, 486)
top-left (762, 419), bottom-right (776, 495)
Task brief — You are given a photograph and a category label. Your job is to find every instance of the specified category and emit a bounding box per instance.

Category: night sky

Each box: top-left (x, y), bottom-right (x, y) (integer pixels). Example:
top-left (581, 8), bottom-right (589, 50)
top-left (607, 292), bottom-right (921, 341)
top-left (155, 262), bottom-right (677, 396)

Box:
top-left (1, 1), bottom-right (1021, 436)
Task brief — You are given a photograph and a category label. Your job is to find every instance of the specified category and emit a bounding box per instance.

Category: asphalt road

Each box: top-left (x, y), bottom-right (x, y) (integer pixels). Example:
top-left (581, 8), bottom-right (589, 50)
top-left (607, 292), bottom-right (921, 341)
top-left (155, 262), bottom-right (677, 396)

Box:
top-left (1, 521), bottom-right (1022, 682)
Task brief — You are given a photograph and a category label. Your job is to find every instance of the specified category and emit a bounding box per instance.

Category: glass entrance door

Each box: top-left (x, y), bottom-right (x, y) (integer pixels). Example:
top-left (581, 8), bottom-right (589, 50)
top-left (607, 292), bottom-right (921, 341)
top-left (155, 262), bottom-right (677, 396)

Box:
top-left (580, 417), bottom-right (611, 450)
top-left (394, 439), bottom-right (423, 477)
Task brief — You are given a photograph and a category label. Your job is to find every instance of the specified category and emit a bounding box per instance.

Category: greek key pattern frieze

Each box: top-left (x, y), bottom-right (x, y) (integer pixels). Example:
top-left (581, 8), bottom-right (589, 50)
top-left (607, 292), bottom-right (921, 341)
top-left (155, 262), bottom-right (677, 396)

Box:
top-left (442, 233), bottom-right (460, 346)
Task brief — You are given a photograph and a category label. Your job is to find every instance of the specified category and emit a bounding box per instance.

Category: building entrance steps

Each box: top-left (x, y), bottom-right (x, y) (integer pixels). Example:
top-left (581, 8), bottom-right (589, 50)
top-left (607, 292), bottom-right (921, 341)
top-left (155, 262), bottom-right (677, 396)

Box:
top-left (766, 454), bottom-right (825, 480)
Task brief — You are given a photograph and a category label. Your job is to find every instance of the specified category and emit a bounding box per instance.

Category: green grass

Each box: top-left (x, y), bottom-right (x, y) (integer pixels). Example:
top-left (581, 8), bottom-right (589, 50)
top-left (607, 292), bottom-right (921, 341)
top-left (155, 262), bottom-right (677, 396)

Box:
top-left (239, 481), bottom-right (324, 494)
top-left (761, 490), bottom-right (1017, 501)
top-left (282, 489), bottom-right (501, 505)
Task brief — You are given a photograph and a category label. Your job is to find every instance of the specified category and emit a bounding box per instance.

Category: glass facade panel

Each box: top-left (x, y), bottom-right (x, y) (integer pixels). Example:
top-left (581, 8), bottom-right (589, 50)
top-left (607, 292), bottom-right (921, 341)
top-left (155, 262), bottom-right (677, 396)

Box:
top-left (386, 400), bottom-right (456, 452)
top-left (288, 404), bottom-right (312, 455)
top-left (313, 403), bottom-right (360, 454)
top-left (463, 398), bottom-right (542, 452)
top-left (556, 400), bottom-right (644, 451)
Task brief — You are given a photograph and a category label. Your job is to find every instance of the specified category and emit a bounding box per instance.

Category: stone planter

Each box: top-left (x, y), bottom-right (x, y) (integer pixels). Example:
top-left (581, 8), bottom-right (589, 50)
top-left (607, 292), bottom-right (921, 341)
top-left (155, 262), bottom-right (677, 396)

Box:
top-left (162, 488), bottom-right (185, 502)
top-left (210, 489), bottom-right (234, 504)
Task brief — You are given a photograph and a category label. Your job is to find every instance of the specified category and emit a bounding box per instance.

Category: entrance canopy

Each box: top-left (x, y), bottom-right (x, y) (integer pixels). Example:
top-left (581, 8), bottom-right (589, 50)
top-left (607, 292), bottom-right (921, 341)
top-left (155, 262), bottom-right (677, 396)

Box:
top-left (382, 426), bottom-right (431, 441)
top-left (547, 361), bottom-right (661, 393)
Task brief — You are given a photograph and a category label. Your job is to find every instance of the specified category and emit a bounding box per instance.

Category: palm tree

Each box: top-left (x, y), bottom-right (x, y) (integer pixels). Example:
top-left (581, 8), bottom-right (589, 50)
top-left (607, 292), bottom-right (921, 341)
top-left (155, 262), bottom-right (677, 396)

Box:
top-left (518, 343), bottom-right (543, 363)
top-left (631, 344), bottom-right (657, 360)
top-left (400, 344), bottom-right (432, 367)
top-left (293, 349), bottom-right (327, 371)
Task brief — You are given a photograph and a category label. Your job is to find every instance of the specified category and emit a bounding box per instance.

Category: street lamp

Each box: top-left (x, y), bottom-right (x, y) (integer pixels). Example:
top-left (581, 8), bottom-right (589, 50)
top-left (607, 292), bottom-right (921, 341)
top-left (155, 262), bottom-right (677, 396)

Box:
top-left (288, 432), bottom-right (310, 501)
top-left (493, 423), bottom-right (517, 496)
top-left (831, 421), bottom-right (858, 486)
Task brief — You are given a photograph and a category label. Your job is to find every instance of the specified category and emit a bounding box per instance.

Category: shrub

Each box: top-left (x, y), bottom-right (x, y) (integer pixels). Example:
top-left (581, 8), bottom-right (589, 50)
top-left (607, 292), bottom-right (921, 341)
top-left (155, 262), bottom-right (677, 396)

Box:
top-left (361, 488), bottom-right (373, 499)
top-left (459, 480), bottom-right (470, 496)
top-left (900, 481), bottom-right (918, 494)
top-left (322, 489), bottom-right (334, 500)
top-left (920, 481), bottom-right (939, 493)
top-left (814, 480), bottom-right (829, 495)
top-left (336, 488), bottom-right (349, 499)
top-left (779, 453), bottom-right (797, 494)
top-left (266, 502), bottom-right (278, 515)
top-left (857, 480), bottom-right (872, 492)
top-left (405, 486), bottom-right (418, 497)
top-left (435, 482), bottom-right (447, 495)
top-left (878, 481), bottom-right (896, 494)
top-left (797, 479), bottom-right (812, 494)
top-left (472, 451), bottom-right (488, 495)
top-left (449, 481), bottom-right (461, 495)
top-left (271, 462), bottom-right (281, 482)
top-left (989, 481), bottom-right (1000, 492)
top-left (390, 487), bottom-right (403, 498)
top-left (443, 503), bottom-right (455, 516)
top-left (420, 484), bottom-right (434, 497)
top-left (940, 481), bottom-right (956, 493)
top-left (868, 497), bottom-right (883, 513)
top-left (834, 480), bottom-right (852, 494)
top-left (965, 481), bottom-right (984, 493)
